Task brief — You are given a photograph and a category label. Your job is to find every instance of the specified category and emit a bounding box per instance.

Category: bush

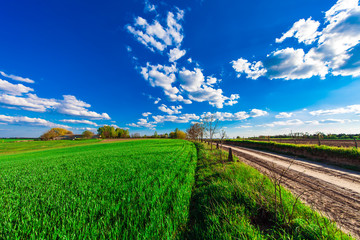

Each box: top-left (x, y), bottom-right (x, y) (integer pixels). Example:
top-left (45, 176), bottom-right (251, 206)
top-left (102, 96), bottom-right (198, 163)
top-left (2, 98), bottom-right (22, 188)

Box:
top-left (40, 128), bottom-right (73, 141)
top-left (82, 130), bottom-right (94, 139)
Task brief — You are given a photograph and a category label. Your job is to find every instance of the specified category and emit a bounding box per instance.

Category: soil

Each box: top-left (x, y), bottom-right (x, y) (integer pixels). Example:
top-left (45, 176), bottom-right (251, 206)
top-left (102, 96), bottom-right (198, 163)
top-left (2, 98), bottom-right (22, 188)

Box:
top-left (254, 139), bottom-right (359, 148)
top-left (221, 143), bottom-right (360, 239)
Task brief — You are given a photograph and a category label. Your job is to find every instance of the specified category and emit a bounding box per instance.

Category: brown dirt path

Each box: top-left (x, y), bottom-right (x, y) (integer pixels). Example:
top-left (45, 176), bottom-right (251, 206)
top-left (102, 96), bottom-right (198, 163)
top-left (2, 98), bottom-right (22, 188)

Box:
top-left (221, 143), bottom-right (360, 239)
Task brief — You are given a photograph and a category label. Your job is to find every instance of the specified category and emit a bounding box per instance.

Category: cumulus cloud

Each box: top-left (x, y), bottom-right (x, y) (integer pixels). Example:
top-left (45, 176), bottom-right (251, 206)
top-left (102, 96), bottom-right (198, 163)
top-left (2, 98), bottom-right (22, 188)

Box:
top-left (0, 114), bottom-right (69, 128)
top-left (158, 104), bottom-right (182, 114)
top-left (57, 95), bottom-right (110, 120)
top-left (275, 112), bottom-right (294, 118)
top-left (0, 94), bottom-right (59, 112)
top-left (0, 93), bottom-right (110, 119)
top-left (127, 118), bottom-right (156, 129)
top-left (140, 63), bottom-right (182, 101)
top-left (168, 48), bottom-right (186, 62)
top-left (127, 8), bottom-right (184, 52)
top-left (0, 79), bottom-right (34, 95)
top-left (251, 109), bottom-right (269, 117)
top-left (232, 0), bottom-right (360, 80)
top-left (60, 119), bottom-right (99, 126)
top-left (231, 58), bottom-right (267, 79)
top-left (264, 48), bottom-right (328, 80)
top-left (142, 112), bottom-right (152, 117)
top-left (276, 17), bottom-right (321, 44)
top-left (309, 104), bottom-right (360, 115)
top-left (178, 67), bottom-right (239, 108)
top-left (0, 71), bottom-right (35, 84)
top-left (140, 64), bottom-right (236, 107)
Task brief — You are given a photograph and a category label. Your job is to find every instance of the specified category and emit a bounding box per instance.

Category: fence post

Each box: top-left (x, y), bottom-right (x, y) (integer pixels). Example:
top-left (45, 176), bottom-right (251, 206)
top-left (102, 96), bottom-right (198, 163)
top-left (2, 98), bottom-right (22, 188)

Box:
top-left (228, 148), bottom-right (233, 162)
top-left (216, 142), bottom-right (219, 149)
top-left (318, 134), bottom-right (321, 146)
top-left (355, 138), bottom-right (358, 149)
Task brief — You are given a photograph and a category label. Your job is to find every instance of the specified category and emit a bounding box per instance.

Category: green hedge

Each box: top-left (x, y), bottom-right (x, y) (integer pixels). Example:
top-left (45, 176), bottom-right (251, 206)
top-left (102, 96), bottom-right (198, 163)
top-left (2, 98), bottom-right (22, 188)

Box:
top-left (224, 140), bottom-right (360, 169)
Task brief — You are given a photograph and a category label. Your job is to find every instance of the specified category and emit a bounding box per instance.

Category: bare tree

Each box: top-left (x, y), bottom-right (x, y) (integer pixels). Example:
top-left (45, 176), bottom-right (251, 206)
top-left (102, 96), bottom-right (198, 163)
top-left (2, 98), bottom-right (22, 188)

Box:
top-left (203, 113), bottom-right (219, 150)
top-left (186, 123), bottom-right (203, 141)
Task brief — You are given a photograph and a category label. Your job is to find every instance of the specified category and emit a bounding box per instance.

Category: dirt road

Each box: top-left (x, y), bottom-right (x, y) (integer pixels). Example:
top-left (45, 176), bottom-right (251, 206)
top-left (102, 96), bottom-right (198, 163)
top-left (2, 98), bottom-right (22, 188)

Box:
top-left (221, 143), bottom-right (360, 239)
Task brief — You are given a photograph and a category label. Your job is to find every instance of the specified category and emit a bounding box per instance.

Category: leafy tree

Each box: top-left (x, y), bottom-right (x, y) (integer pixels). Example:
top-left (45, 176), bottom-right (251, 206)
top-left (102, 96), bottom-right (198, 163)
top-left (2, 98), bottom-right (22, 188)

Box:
top-left (98, 126), bottom-right (130, 139)
top-left (40, 128), bottom-right (73, 141)
top-left (169, 128), bottom-right (186, 139)
top-left (82, 130), bottom-right (94, 139)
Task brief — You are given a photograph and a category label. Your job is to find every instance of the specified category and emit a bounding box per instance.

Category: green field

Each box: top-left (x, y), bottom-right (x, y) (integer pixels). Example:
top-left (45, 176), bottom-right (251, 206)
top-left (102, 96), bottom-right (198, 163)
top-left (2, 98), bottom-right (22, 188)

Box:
top-left (0, 139), bottom-right (352, 239)
top-left (0, 139), bottom-right (101, 154)
top-left (0, 138), bottom-right (34, 143)
top-left (0, 139), bottom-right (197, 239)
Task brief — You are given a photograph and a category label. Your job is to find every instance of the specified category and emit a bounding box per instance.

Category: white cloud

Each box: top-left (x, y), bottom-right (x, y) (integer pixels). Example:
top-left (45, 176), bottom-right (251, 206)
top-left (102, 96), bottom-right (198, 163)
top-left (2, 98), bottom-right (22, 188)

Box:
top-left (140, 63), bottom-right (180, 99)
top-left (264, 48), bottom-right (328, 80)
top-left (144, 0), bottom-right (156, 12)
top-left (152, 113), bottom-right (199, 123)
top-left (0, 114), bottom-right (69, 128)
top-left (251, 109), bottom-right (269, 117)
top-left (0, 79), bottom-right (34, 95)
top-left (0, 93), bottom-right (110, 119)
top-left (309, 104), bottom-right (360, 115)
top-left (178, 67), bottom-right (239, 108)
top-left (201, 111), bottom-right (249, 121)
top-left (60, 119), bottom-right (99, 126)
top-left (158, 104), bottom-right (182, 114)
top-left (232, 0), bottom-right (360, 80)
top-left (276, 17), bottom-right (321, 44)
top-left (154, 97), bottom-right (161, 104)
top-left (127, 8), bottom-right (184, 52)
top-left (0, 94), bottom-right (59, 112)
top-left (235, 125), bottom-right (252, 128)
top-left (127, 118), bottom-right (156, 129)
top-left (0, 71), bottom-right (35, 84)
top-left (178, 67), bottom-right (205, 92)
top-left (259, 119), bottom-right (305, 127)
top-left (231, 58), bottom-right (267, 80)
top-left (142, 112), bottom-right (152, 117)
top-left (168, 48), bottom-right (186, 62)
top-left (57, 95), bottom-right (110, 120)
top-left (275, 112), bottom-right (294, 118)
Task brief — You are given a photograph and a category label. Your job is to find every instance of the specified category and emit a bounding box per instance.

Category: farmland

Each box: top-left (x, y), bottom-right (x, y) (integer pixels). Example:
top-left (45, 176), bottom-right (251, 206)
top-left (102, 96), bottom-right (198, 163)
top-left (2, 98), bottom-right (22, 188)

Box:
top-left (0, 139), bottom-right (101, 154)
top-left (0, 139), bottom-right (354, 239)
top-left (0, 139), bottom-right (196, 239)
top-left (252, 138), bottom-right (358, 148)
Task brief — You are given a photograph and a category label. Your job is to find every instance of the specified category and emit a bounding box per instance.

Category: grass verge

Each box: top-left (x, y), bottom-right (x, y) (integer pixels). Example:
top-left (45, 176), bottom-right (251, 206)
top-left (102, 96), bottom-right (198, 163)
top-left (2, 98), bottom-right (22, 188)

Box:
top-left (183, 142), bottom-right (353, 239)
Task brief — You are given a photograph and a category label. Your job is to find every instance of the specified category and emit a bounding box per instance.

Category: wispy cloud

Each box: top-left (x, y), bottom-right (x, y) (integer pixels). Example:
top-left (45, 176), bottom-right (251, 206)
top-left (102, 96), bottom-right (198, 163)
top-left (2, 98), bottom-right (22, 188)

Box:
top-left (60, 119), bottom-right (99, 126)
top-left (309, 104), bottom-right (360, 116)
top-left (0, 114), bottom-right (69, 128)
top-left (0, 71), bottom-right (35, 84)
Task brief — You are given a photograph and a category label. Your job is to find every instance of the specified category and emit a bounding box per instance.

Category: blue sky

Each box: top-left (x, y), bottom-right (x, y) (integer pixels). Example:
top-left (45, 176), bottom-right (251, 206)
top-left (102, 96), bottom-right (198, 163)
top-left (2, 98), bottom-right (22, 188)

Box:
top-left (1, 0), bottom-right (360, 138)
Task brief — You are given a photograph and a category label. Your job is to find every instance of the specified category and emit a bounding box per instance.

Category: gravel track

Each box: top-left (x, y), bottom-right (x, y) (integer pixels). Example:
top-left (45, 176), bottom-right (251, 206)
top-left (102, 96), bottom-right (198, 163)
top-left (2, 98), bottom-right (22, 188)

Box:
top-left (221, 143), bottom-right (360, 239)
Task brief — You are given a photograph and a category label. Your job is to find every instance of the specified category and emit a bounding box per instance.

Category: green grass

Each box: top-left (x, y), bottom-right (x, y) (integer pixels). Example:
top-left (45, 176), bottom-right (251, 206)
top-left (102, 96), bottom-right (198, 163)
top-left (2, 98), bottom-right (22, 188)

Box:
top-left (183, 142), bottom-right (353, 239)
top-left (0, 139), bottom-right (197, 239)
top-left (0, 139), bottom-right (101, 154)
top-left (226, 139), bottom-right (360, 162)
top-left (0, 138), bottom-right (34, 143)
